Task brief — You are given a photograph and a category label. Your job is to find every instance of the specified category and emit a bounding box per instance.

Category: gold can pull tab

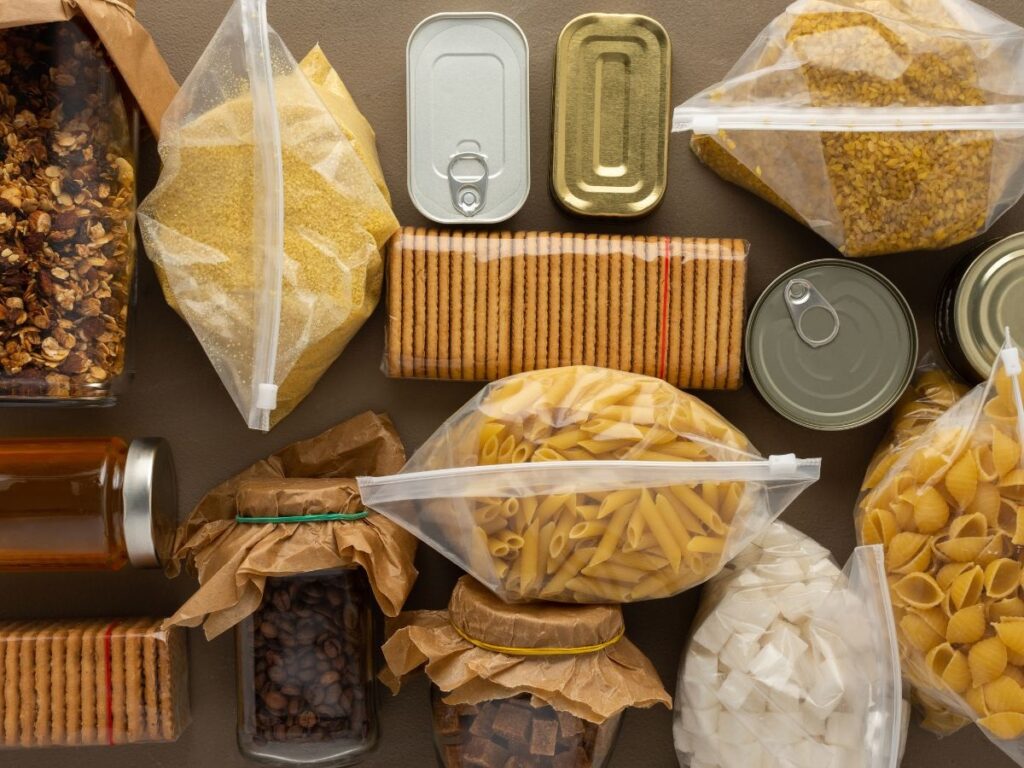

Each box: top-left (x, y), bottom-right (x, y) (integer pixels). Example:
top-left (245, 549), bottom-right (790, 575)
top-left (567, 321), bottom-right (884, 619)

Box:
top-left (784, 278), bottom-right (840, 348)
top-left (448, 152), bottom-right (488, 217)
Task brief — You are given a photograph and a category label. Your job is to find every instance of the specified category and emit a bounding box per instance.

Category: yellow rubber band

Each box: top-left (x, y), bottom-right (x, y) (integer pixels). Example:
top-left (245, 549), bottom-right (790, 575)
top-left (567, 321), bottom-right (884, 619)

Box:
top-left (451, 622), bottom-right (623, 657)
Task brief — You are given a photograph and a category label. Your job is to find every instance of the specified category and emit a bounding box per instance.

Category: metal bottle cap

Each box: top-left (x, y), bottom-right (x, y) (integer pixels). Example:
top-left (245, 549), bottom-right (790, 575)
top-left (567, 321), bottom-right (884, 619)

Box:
top-left (955, 233), bottom-right (1024, 380)
top-left (123, 438), bottom-right (178, 568)
top-left (746, 259), bottom-right (918, 430)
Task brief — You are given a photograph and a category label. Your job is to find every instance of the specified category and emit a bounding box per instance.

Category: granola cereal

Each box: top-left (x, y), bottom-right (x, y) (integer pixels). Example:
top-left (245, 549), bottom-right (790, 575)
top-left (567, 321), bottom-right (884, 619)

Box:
top-left (0, 21), bottom-right (134, 399)
top-left (679, 0), bottom-right (1024, 258)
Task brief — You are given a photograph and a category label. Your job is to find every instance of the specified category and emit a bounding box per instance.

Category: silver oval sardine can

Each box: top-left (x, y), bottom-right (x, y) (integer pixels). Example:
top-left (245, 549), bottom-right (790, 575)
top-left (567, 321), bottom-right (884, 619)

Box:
top-left (746, 259), bottom-right (918, 431)
top-left (407, 13), bottom-right (530, 224)
top-left (938, 232), bottom-right (1024, 382)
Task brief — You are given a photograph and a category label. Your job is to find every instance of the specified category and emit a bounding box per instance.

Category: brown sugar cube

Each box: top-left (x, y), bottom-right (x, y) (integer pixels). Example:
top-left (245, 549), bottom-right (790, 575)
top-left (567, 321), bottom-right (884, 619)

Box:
top-left (463, 735), bottom-right (510, 768)
top-left (468, 702), bottom-right (498, 739)
top-left (554, 746), bottom-right (591, 768)
top-left (556, 711), bottom-right (585, 741)
top-left (491, 700), bottom-right (532, 744)
top-left (583, 233), bottom-right (599, 366)
top-left (512, 232), bottom-right (527, 374)
top-left (498, 231), bottom-right (513, 378)
top-left (443, 743), bottom-right (465, 768)
top-left (449, 230), bottom-right (465, 380)
top-left (546, 233), bottom-right (562, 370)
top-left (435, 701), bottom-right (463, 738)
top-left (456, 703), bottom-right (481, 718)
top-left (535, 233), bottom-right (550, 370)
top-left (503, 757), bottom-right (529, 768)
top-left (530, 718), bottom-right (559, 757)
top-left (703, 240), bottom-right (722, 389)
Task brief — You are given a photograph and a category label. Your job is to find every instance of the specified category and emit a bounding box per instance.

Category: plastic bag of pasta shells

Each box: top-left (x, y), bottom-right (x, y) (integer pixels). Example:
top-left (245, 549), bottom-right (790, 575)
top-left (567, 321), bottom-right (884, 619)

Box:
top-left (856, 334), bottom-right (1024, 762)
top-left (359, 366), bottom-right (821, 604)
top-left (138, 0), bottom-right (397, 431)
top-left (675, 522), bottom-right (908, 768)
top-left (673, 0), bottom-right (1024, 258)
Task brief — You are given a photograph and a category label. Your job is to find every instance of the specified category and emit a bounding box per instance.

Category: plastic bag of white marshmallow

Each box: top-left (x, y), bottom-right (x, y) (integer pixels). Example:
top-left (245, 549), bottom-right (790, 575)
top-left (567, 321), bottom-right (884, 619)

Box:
top-left (675, 522), bottom-right (910, 768)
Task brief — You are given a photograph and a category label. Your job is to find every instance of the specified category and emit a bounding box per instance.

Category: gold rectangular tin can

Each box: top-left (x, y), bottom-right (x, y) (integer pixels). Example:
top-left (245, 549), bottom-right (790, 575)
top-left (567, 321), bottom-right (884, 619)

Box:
top-left (551, 13), bottom-right (671, 218)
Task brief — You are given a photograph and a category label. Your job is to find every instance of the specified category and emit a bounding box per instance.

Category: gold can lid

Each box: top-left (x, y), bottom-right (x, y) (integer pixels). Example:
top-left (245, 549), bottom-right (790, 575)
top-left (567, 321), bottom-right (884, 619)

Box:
top-left (955, 233), bottom-right (1024, 380)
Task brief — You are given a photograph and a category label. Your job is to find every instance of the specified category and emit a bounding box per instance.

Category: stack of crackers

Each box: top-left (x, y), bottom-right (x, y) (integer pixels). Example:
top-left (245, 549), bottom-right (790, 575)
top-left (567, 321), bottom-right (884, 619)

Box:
top-left (0, 618), bottom-right (188, 748)
top-left (386, 228), bottom-right (748, 388)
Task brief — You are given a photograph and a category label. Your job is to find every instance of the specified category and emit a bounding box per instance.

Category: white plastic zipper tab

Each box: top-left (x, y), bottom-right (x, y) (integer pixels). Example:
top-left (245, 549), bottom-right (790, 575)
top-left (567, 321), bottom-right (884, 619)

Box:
top-left (769, 454), bottom-right (799, 475)
top-left (673, 104), bottom-right (1024, 134)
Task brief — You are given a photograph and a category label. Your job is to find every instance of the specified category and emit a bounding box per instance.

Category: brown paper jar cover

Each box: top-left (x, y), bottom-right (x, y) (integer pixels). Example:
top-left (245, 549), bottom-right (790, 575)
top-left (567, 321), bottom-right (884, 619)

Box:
top-left (0, 0), bottom-right (179, 137)
top-left (165, 411), bottom-right (418, 639)
top-left (381, 578), bottom-right (671, 724)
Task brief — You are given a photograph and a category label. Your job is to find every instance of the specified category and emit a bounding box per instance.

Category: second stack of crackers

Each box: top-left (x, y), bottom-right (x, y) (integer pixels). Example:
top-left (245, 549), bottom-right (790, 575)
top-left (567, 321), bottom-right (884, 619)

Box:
top-left (385, 227), bottom-right (748, 388)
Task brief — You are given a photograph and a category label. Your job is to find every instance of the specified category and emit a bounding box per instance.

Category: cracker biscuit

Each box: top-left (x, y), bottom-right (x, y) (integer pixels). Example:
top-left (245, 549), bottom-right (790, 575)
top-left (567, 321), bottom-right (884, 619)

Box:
top-left (400, 228), bottom-right (415, 378)
top-left (681, 239), bottom-right (696, 389)
top-left (547, 232), bottom-right (562, 371)
top-left (620, 236), bottom-right (635, 373)
top-left (412, 227), bottom-right (428, 378)
top-left (608, 235), bottom-right (622, 373)
top-left (449, 229), bottom-right (464, 380)
top-left (486, 232), bottom-right (500, 380)
top-left (536, 233), bottom-right (550, 370)
top-left (79, 621), bottom-right (98, 745)
top-left (464, 231), bottom-right (479, 381)
top-left (18, 622), bottom-right (36, 746)
top-left (693, 239), bottom-right (709, 389)
top-left (425, 228), bottom-right (440, 380)
top-left (94, 620), bottom-right (119, 746)
top-left (159, 626), bottom-right (186, 741)
top-left (143, 624), bottom-right (159, 741)
top-left (64, 623), bottom-right (82, 746)
top-left (644, 236), bottom-right (660, 378)
top-left (632, 238), bottom-right (647, 375)
top-left (33, 621), bottom-right (53, 746)
top-left (595, 234), bottom-right (609, 369)
top-left (2, 621), bottom-right (24, 746)
top-left (728, 242), bottom-right (748, 390)
top-left (474, 231), bottom-right (488, 380)
top-left (497, 231), bottom-right (513, 379)
top-left (668, 237), bottom-right (684, 387)
top-left (584, 233), bottom-right (598, 367)
top-left (386, 230), bottom-right (403, 376)
top-left (571, 233), bottom-right (585, 365)
top-left (124, 620), bottom-right (147, 744)
top-left (436, 229), bottom-right (452, 381)
top-left (715, 241), bottom-right (734, 391)
top-left (524, 232), bottom-right (539, 372)
top-left (511, 231), bottom-right (526, 374)
top-left (704, 239), bottom-right (722, 390)
top-left (559, 233), bottom-right (574, 368)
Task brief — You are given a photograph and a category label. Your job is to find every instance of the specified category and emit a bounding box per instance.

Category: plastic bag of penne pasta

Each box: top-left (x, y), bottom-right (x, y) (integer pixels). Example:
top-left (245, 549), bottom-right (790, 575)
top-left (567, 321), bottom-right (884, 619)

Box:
top-left (359, 367), bottom-right (821, 604)
top-left (856, 334), bottom-right (1024, 761)
top-left (675, 523), bottom-right (907, 768)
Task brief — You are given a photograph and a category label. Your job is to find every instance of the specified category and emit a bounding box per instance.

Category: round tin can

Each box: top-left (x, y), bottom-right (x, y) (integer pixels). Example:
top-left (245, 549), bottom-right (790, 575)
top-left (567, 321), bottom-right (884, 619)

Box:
top-left (746, 259), bottom-right (918, 430)
top-left (937, 233), bottom-right (1024, 382)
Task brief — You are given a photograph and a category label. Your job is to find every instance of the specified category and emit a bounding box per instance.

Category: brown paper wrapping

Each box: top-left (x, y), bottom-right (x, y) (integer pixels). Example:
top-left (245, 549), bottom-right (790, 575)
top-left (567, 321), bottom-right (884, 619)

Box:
top-left (380, 578), bottom-right (671, 724)
top-left (0, 0), bottom-right (178, 137)
top-left (166, 411), bottom-right (418, 639)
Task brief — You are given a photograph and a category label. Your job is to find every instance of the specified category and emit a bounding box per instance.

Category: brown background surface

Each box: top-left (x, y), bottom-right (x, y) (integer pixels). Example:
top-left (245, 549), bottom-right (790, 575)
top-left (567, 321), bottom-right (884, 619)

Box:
top-left (2, 0), bottom-right (1024, 766)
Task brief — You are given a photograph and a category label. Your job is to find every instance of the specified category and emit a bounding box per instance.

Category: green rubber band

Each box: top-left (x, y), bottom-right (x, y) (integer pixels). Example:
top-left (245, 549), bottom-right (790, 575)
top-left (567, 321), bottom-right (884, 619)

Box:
top-left (235, 510), bottom-right (369, 524)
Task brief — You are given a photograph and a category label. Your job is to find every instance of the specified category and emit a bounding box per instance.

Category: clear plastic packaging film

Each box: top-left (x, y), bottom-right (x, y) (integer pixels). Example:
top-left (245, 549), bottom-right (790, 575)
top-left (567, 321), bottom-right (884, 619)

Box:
top-left (359, 367), bottom-right (820, 604)
top-left (675, 522), bottom-right (907, 768)
top-left (384, 227), bottom-right (748, 388)
top-left (0, 618), bottom-right (189, 748)
top-left (139, 0), bottom-right (397, 431)
top-left (856, 334), bottom-right (1024, 763)
top-left (673, 0), bottom-right (1024, 258)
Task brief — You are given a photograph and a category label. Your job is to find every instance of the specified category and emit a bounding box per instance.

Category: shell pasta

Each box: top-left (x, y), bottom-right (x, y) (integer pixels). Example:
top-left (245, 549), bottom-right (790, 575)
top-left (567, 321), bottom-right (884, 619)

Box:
top-left (856, 343), bottom-right (1024, 748)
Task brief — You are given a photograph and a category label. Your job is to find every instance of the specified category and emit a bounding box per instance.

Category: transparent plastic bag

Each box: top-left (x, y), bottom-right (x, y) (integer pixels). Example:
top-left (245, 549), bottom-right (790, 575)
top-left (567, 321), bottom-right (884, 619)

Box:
top-left (674, 523), bottom-right (906, 768)
top-left (672, 0), bottom-right (1024, 258)
top-left (359, 367), bottom-right (821, 604)
top-left (138, 0), bottom-right (397, 431)
top-left (384, 227), bottom-right (749, 389)
top-left (855, 335), bottom-right (1024, 762)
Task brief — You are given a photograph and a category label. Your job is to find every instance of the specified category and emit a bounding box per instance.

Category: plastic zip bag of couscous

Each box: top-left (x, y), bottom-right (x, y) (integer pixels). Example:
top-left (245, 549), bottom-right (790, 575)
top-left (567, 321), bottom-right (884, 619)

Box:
top-left (673, 0), bottom-right (1024, 258)
top-left (139, 0), bottom-right (397, 431)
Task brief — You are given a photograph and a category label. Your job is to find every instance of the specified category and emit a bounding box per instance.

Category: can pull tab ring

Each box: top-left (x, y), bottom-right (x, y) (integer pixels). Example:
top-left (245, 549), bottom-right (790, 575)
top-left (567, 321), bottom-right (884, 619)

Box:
top-left (785, 278), bottom-right (840, 348)
top-left (448, 152), bottom-right (488, 217)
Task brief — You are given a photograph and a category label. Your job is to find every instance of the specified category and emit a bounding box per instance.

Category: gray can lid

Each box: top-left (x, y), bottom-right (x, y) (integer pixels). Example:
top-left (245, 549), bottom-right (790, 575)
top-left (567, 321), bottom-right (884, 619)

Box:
top-left (955, 233), bottom-right (1024, 380)
top-left (122, 438), bottom-right (178, 568)
top-left (746, 259), bottom-right (918, 430)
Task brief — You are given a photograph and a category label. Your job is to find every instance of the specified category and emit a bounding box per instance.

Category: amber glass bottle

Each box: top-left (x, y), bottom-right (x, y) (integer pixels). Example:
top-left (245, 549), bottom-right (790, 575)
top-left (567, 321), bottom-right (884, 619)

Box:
top-left (0, 437), bottom-right (177, 571)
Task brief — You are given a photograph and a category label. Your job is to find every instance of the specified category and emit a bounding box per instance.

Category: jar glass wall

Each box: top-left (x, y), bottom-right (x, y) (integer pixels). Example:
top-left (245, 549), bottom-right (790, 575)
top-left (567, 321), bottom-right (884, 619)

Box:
top-left (430, 687), bottom-right (622, 768)
top-left (237, 567), bottom-right (379, 766)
